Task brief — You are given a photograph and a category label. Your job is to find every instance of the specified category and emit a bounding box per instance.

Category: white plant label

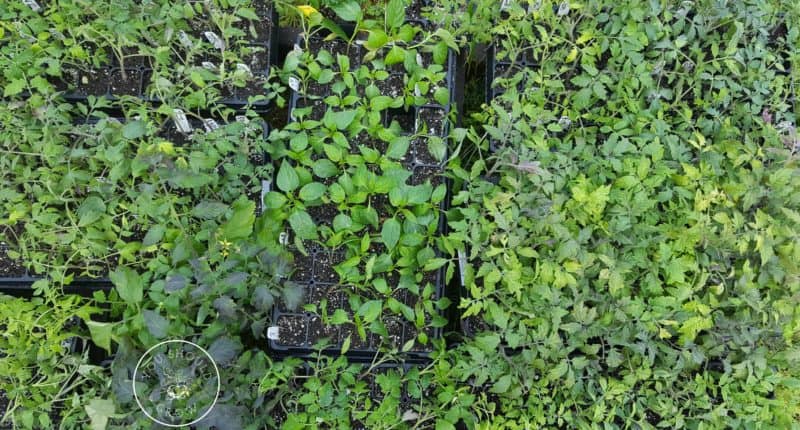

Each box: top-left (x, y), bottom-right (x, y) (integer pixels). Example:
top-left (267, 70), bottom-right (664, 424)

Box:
top-left (500, 0), bottom-right (511, 11)
top-left (202, 119), bottom-right (220, 132)
top-left (235, 63), bottom-right (252, 76)
top-left (416, 53), bottom-right (424, 66)
top-left (178, 31), bottom-right (194, 48)
top-left (235, 115), bottom-right (250, 124)
top-left (293, 43), bottom-right (302, 55)
top-left (173, 109), bottom-right (192, 134)
top-left (457, 250), bottom-right (467, 287)
top-left (288, 76), bottom-right (300, 92)
top-left (259, 180), bottom-right (271, 212)
top-left (266, 326), bottom-right (280, 340)
top-left (204, 31), bottom-right (225, 50)
top-left (202, 61), bottom-right (216, 71)
top-left (278, 231), bottom-right (290, 246)
top-left (23, 0), bottom-right (41, 12)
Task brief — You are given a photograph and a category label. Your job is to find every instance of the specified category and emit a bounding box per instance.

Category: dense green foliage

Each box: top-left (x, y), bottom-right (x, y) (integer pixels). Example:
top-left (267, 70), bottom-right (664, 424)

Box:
top-left (0, 0), bottom-right (798, 429)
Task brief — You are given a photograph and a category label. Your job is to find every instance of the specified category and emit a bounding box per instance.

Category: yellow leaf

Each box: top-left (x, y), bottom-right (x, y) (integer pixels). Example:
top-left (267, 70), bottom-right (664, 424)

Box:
top-left (297, 5), bottom-right (318, 17)
top-left (658, 328), bottom-right (672, 339)
top-left (576, 32), bottom-right (593, 45)
top-left (566, 47), bottom-right (578, 63)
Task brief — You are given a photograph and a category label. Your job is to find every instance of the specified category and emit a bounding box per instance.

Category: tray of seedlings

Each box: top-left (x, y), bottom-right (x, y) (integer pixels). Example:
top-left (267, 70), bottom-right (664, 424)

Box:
top-left (264, 15), bottom-right (458, 361)
top-left (6, 0), bottom-right (278, 111)
top-left (0, 112), bottom-right (269, 296)
top-left (265, 357), bottom-right (434, 428)
top-left (0, 293), bottom-right (103, 429)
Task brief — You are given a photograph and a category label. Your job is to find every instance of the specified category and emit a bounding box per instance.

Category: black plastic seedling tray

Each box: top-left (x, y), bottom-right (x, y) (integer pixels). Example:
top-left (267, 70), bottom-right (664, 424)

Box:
top-left (268, 31), bottom-right (459, 361)
top-left (55, 4), bottom-right (277, 111)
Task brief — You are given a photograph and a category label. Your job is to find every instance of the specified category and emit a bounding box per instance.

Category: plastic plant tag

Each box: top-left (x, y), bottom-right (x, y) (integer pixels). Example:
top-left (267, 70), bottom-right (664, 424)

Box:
top-left (202, 61), bottom-right (217, 71)
top-left (278, 231), bottom-right (290, 246)
top-left (22, 0), bottom-right (41, 12)
top-left (414, 83), bottom-right (421, 97)
top-left (288, 76), bottom-right (300, 92)
top-left (204, 31), bottom-right (225, 50)
top-left (500, 0), bottom-right (511, 11)
top-left (293, 43), bottom-right (302, 55)
top-left (235, 115), bottom-right (250, 123)
top-left (235, 63), bottom-right (252, 76)
top-left (178, 31), bottom-right (194, 48)
top-left (416, 53), bottom-right (424, 66)
top-left (173, 109), bottom-right (192, 134)
top-left (266, 326), bottom-right (280, 340)
top-left (202, 119), bottom-right (220, 132)
top-left (259, 180), bottom-right (271, 213)
top-left (557, 1), bottom-right (570, 16)
top-left (458, 250), bottom-right (467, 287)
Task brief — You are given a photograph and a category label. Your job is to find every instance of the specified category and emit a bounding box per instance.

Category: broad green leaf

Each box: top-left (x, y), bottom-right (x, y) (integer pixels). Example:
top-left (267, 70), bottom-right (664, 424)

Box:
top-left (386, 0), bottom-right (405, 29)
top-left (365, 30), bottom-right (389, 50)
top-left (143, 309), bottom-right (168, 339)
top-left (358, 300), bottom-right (383, 323)
top-left (381, 218), bottom-right (401, 250)
top-left (299, 182), bottom-right (326, 201)
top-left (288, 210), bottom-right (318, 239)
top-left (277, 160), bottom-right (300, 192)
top-left (331, 0), bottom-right (361, 21)
top-left (86, 321), bottom-right (113, 353)
top-left (110, 267), bottom-right (143, 305)
top-left (85, 398), bottom-right (115, 430)
top-left (221, 198), bottom-right (255, 239)
top-left (122, 120), bottom-right (146, 139)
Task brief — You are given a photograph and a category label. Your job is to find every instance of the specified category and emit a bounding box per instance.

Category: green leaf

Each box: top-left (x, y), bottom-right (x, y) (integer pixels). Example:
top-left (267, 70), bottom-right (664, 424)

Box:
top-left (221, 198), bottom-right (255, 239)
top-left (122, 120), bottom-right (146, 140)
top-left (358, 300), bottom-right (383, 323)
top-left (208, 337), bottom-right (241, 366)
top-left (143, 309), bottom-right (168, 339)
top-left (385, 45), bottom-right (405, 65)
top-left (86, 321), bottom-right (113, 353)
top-left (490, 374), bottom-right (513, 394)
top-left (381, 218), bottom-right (401, 250)
top-left (299, 182), bottom-right (326, 201)
top-left (142, 224), bottom-right (165, 247)
top-left (434, 87), bottom-right (450, 106)
top-left (326, 109), bottom-right (358, 130)
top-left (277, 160), bottom-right (300, 192)
top-left (85, 398), bottom-right (115, 430)
top-left (110, 267), bottom-right (143, 305)
top-left (365, 30), bottom-right (389, 50)
top-left (312, 159), bottom-right (339, 178)
top-left (288, 210), bottom-right (318, 240)
top-left (77, 196), bottom-right (106, 227)
top-left (331, 0), bottom-right (361, 21)
top-left (386, 0), bottom-right (405, 29)
top-left (386, 136), bottom-right (410, 159)
top-left (3, 79), bottom-right (26, 97)
top-left (192, 201), bottom-right (228, 219)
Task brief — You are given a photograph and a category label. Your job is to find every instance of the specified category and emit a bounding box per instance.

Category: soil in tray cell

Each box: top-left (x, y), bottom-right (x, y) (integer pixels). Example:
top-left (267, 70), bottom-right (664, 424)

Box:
top-left (416, 107), bottom-right (447, 136)
top-left (108, 68), bottom-right (143, 96)
top-left (289, 250), bottom-right (313, 283)
top-left (0, 245), bottom-right (26, 278)
top-left (293, 97), bottom-right (327, 121)
top-left (408, 165), bottom-right (444, 187)
top-left (56, 67), bottom-right (109, 96)
top-left (411, 135), bottom-right (444, 166)
top-left (375, 74), bottom-right (406, 98)
top-left (232, 2), bottom-right (273, 44)
top-left (276, 314), bottom-right (308, 347)
top-left (312, 250), bottom-right (344, 284)
top-left (385, 107), bottom-right (416, 134)
top-left (307, 314), bottom-right (341, 347)
top-left (309, 38), bottom-right (361, 70)
top-left (306, 203), bottom-right (338, 227)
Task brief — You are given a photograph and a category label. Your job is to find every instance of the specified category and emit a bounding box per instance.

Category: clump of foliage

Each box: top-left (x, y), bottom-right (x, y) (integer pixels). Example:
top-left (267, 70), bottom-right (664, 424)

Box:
top-left (446, 0), bottom-right (800, 428)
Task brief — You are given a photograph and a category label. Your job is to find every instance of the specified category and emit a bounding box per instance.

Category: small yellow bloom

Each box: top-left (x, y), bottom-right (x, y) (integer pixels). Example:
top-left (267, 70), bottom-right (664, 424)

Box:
top-left (297, 5), bottom-right (318, 17)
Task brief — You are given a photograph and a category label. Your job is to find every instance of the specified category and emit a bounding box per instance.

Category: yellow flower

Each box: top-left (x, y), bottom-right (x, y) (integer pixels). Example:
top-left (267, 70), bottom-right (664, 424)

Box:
top-left (297, 5), bottom-right (318, 17)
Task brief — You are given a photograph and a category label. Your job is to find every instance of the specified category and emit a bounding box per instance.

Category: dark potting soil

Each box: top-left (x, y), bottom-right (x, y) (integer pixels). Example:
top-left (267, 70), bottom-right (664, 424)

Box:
top-left (74, 68), bottom-right (110, 96)
top-left (232, 1), bottom-right (273, 44)
top-left (375, 74), bottom-right (405, 98)
top-left (306, 204), bottom-right (338, 227)
top-left (411, 136), bottom-right (442, 166)
top-left (0, 246), bottom-right (26, 278)
top-left (293, 97), bottom-right (327, 121)
top-left (276, 314), bottom-right (307, 346)
top-left (385, 107), bottom-right (416, 134)
top-left (289, 251), bottom-right (313, 283)
top-left (312, 250), bottom-right (344, 284)
top-left (108, 69), bottom-right (143, 96)
top-left (409, 165), bottom-right (444, 187)
top-left (308, 38), bottom-right (361, 70)
top-left (416, 107), bottom-right (446, 136)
